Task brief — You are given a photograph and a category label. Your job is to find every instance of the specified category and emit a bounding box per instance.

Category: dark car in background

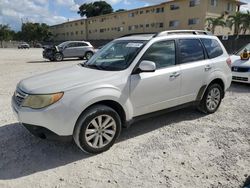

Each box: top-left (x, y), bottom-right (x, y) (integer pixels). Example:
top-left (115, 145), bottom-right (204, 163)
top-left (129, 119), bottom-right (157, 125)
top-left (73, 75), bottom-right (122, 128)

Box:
top-left (18, 42), bottom-right (30, 49)
top-left (43, 41), bottom-right (95, 61)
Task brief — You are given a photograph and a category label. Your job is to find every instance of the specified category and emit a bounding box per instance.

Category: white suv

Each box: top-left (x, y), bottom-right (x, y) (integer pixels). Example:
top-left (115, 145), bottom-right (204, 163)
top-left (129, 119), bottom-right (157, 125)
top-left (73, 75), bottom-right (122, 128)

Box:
top-left (12, 30), bottom-right (232, 154)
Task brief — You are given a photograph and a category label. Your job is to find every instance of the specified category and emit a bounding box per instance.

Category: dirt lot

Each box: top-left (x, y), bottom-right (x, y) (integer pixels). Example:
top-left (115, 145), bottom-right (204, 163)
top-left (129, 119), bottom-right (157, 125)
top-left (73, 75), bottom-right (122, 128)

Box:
top-left (0, 49), bottom-right (249, 188)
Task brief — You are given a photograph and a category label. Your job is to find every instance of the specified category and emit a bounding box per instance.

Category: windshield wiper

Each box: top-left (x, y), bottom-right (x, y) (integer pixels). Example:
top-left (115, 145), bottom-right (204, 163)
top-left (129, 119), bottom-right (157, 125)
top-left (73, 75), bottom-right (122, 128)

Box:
top-left (81, 64), bottom-right (104, 70)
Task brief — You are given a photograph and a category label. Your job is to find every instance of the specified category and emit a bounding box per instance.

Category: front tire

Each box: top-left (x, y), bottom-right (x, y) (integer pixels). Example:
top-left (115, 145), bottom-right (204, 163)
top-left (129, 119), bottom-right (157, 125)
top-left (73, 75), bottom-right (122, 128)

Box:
top-left (73, 105), bottom-right (121, 154)
top-left (85, 51), bottom-right (93, 60)
top-left (198, 83), bottom-right (223, 114)
top-left (54, 53), bottom-right (63, 61)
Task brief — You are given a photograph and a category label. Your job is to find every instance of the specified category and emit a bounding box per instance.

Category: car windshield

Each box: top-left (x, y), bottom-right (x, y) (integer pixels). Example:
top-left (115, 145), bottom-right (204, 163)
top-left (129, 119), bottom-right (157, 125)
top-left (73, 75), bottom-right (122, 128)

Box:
top-left (82, 40), bottom-right (147, 71)
top-left (235, 43), bottom-right (250, 56)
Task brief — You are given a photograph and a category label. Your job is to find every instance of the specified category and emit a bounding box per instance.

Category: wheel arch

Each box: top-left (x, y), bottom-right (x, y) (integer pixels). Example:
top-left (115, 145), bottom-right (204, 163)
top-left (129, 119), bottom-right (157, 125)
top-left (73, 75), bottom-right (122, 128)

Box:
top-left (74, 99), bottom-right (127, 132)
top-left (197, 78), bottom-right (225, 101)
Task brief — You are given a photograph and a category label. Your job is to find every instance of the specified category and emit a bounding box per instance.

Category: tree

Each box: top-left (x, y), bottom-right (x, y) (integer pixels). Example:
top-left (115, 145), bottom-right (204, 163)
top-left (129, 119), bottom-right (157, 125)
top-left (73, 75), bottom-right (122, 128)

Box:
top-left (78, 1), bottom-right (113, 18)
top-left (227, 12), bottom-right (245, 35)
top-left (0, 24), bottom-right (12, 48)
top-left (241, 11), bottom-right (250, 34)
top-left (206, 15), bottom-right (226, 34)
top-left (21, 22), bottom-right (52, 43)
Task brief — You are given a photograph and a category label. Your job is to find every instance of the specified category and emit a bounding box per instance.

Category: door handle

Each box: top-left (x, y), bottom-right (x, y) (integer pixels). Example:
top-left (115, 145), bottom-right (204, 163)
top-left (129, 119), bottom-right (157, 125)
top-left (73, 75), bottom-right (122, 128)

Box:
top-left (170, 72), bottom-right (181, 78)
top-left (205, 65), bottom-right (212, 71)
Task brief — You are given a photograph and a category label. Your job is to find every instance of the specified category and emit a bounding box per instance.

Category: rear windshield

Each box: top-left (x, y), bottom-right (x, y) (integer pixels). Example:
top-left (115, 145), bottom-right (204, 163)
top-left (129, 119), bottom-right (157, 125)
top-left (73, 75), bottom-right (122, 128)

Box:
top-left (201, 38), bottom-right (223, 58)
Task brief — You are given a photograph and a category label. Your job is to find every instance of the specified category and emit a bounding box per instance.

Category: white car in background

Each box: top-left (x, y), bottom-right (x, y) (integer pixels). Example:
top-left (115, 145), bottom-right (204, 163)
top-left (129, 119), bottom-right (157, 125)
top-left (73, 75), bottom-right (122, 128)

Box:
top-left (230, 43), bottom-right (250, 84)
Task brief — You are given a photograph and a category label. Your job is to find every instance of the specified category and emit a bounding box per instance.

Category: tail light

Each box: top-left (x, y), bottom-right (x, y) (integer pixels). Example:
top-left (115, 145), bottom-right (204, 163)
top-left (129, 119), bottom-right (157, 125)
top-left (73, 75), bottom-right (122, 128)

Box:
top-left (226, 58), bottom-right (232, 68)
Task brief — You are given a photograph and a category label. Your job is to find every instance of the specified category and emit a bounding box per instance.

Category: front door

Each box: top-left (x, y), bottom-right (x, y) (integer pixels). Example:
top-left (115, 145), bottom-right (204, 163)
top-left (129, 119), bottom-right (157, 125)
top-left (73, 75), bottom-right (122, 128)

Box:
top-left (130, 40), bottom-right (181, 117)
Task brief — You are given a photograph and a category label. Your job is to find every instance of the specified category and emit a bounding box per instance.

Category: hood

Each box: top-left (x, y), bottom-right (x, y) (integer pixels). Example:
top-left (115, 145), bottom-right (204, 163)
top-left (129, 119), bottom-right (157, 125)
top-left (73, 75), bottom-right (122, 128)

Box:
top-left (230, 55), bottom-right (250, 67)
top-left (18, 65), bottom-right (120, 94)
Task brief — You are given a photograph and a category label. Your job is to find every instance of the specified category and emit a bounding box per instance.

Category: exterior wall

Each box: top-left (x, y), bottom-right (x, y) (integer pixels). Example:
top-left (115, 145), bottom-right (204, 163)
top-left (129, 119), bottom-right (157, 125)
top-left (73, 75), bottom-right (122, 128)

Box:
top-left (50, 0), bottom-right (242, 41)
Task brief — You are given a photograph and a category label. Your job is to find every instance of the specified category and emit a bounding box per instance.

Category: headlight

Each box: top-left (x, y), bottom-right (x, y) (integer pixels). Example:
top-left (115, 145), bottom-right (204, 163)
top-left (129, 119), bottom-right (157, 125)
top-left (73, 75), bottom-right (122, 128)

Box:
top-left (22, 92), bottom-right (63, 109)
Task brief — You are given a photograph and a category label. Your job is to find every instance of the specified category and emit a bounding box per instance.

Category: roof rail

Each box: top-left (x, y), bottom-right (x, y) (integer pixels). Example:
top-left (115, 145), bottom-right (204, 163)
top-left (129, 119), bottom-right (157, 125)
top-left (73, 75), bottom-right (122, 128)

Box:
top-left (155, 30), bottom-right (212, 37)
top-left (121, 32), bottom-right (157, 37)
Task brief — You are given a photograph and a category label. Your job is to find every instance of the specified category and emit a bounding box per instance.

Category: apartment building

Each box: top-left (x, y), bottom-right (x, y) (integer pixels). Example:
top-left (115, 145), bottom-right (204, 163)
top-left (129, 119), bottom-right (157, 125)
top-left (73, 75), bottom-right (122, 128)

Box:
top-left (50, 0), bottom-right (246, 41)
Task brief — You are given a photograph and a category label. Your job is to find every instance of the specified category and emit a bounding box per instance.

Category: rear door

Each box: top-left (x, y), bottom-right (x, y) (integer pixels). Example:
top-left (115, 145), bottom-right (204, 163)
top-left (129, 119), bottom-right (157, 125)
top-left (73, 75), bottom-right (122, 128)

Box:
top-left (177, 38), bottom-right (211, 103)
top-left (77, 42), bottom-right (90, 57)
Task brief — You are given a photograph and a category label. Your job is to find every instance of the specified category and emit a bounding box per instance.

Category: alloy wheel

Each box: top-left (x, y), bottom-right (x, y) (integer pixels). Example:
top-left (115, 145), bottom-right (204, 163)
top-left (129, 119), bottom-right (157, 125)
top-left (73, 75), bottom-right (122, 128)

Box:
top-left (85, 115), bottom-right (117, 149)
top-left (206, 88), bottom-right (221, 111)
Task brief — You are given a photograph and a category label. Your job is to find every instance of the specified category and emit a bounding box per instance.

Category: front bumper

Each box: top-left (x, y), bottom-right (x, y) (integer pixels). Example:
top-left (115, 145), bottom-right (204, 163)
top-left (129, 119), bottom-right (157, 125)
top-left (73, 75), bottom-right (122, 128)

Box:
top-left (42, 50), bottom-right (54, 59)
top-left (22, 123), bottom-right (72, 141)
top-left (11, 95), bottom-right (78, 136)
top-left (232, 72), bottom-right (250, 83)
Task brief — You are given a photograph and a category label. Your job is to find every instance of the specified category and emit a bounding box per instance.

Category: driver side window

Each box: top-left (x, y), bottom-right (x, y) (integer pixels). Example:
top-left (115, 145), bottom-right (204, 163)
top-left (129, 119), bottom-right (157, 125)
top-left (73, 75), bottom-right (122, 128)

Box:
top-left (140, 40), bottom-right (176, 69)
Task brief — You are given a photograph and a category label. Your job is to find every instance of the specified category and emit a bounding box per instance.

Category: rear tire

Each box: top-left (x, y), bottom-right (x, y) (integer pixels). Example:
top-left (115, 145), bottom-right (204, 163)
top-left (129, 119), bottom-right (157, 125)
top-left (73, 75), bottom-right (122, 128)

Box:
top-left (73, 105), bottom-right (121, 154)
top-left (198, 83), bottom-right (223, 114)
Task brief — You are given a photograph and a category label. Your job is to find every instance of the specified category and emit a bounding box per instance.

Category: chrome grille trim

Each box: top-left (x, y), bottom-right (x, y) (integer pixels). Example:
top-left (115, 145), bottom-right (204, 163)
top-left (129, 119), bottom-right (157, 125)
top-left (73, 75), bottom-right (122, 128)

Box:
top-left (13, 88), bottom-right (28, 107)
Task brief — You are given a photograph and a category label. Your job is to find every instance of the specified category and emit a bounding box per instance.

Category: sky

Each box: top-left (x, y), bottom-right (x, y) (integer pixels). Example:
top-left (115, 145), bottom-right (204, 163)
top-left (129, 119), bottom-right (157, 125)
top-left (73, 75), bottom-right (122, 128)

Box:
top-left (0, 0), bottom-right (250, 31)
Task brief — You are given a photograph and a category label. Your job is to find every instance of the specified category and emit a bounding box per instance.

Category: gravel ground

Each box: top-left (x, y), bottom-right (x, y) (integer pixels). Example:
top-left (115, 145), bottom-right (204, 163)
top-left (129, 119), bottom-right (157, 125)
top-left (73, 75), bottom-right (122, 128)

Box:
top-left (0, 49), bottom-right (249, 188)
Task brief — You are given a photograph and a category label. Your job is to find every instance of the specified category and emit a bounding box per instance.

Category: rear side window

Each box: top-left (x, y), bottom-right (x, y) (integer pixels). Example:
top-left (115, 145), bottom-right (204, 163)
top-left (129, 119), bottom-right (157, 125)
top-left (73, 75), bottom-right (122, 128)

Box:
top-left (201, 38), bottom-right (223, 58)
top-left (179, 39), bottom-right (205, 64)
top-left (78, 42), bottom-right (88, 47)
top-left (141, 40), bottom-right (176, 69)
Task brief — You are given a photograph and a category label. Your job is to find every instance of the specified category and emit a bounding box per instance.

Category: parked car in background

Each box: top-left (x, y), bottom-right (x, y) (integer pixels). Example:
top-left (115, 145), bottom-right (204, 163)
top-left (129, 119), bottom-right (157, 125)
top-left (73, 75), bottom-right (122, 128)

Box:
top-left (12, 30), bottom-right (232, 154)
top-left (43, 41), bottom-right (95, 61)
top-left (34, 43), bottom-right (42, 48)
top-left (230, 43), bottom-right (250, 83)
top-left (18, 42), bottom-right (30, 49)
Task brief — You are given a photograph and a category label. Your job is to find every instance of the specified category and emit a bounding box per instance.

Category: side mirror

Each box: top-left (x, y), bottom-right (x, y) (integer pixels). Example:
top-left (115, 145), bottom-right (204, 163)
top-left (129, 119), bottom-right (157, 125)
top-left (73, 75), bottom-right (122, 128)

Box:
top-left (138, 60), bottom-right (156, 73)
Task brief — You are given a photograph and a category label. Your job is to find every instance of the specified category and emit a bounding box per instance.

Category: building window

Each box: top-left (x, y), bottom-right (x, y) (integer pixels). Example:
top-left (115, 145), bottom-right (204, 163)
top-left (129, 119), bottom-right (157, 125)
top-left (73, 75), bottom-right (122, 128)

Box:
top-left (146, 24), bottom-right (149, 28)
top-left (71, 32), bottom-right (74, 36)
top-left (75, 23), bottom-right (78, 26)
top-left (170, 4), bottom-right (180, 10)
top-left (146, 10), bottom-right (150, 13)
top-left (188, 18), bottom-right (200, 25)
top-left (210, 0), bottom-right (218, 7)
top-left (156, 7), bottom-right (164, 13)
top-left (81, 21), bottom-right (84, 25)
top-left (155, 22), bottom-right (164, 28)
top-left (128, 13), bottom-right (134, 17)
top-left (169, 20), bottom-right (180, 27)
top-left (140, 24), bottom-right (144, 28)
top-left (81, 31), bottom-right (84, 34)
top-left (118, 27), bottom-right (124, 32)
top-left (227, 3), bottom-right (234, 11)
top-left (75, 31), bottom-right (78, 35)
top-left (140, 10), bottom-right (144, 14)
top-left (190, 0), bottom-right (200, 7)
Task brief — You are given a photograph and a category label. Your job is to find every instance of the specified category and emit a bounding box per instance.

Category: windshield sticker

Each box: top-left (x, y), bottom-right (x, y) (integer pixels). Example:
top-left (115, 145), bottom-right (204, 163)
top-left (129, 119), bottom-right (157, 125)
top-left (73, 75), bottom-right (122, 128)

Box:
top-left (126, 43), bottom-right (143, 48)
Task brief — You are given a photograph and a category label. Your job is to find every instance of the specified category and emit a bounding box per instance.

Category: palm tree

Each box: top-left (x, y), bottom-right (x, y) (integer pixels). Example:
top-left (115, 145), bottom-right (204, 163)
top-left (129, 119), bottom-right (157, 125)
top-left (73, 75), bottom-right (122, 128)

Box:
top-left (206, 15), bottom-right (226, 34)
top-left (227, 12), bottom-right (245, 35)
top-left (241, 11), bottom-right (250, 34)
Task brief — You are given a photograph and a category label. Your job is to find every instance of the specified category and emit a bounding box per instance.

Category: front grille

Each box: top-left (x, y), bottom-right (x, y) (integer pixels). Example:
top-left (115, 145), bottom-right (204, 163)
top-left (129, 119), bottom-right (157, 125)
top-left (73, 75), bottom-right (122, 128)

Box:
top-left (232, 76), bottom-right (248, 82)
top-left (13, 89), bottom-right (28, 107)
top-left (232, 66), bottom-right (250, 72)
